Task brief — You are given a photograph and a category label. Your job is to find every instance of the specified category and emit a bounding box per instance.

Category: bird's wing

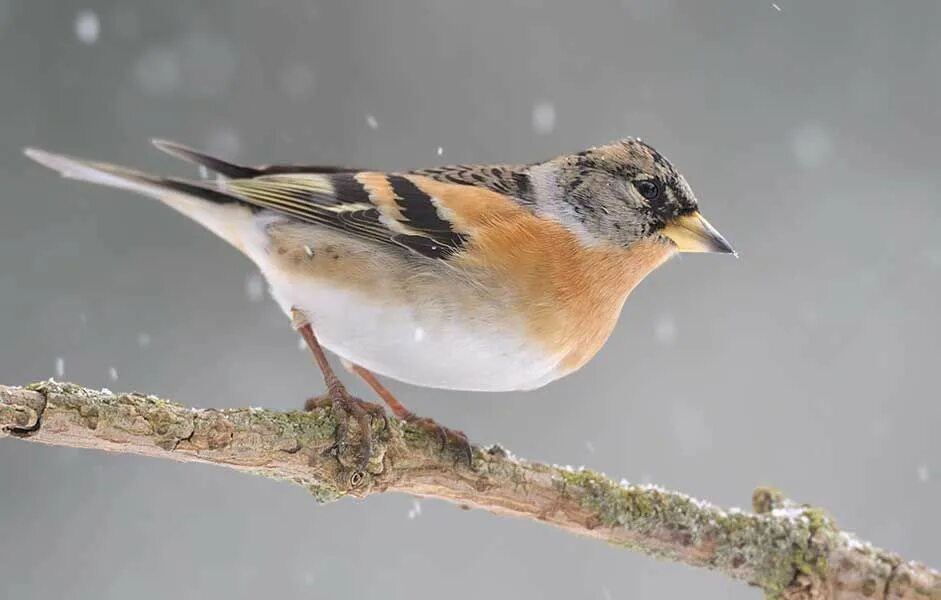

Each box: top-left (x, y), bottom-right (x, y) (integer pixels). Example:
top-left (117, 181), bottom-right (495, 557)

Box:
top-left (25, 142), bottom-right (534, 263)
top-left (154, 139), bottom-right (533, 204)
top-left (150, 140), bottom-right (532, 260)
top-left (222, 171), bottom-right (484, 260)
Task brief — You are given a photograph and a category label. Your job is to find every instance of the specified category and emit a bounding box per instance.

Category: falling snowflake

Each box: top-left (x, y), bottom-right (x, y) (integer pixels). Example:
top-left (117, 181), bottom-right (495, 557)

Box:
top-left (436, 147), bottom-right (444, 156)
top-left (365, 114), bottom-right (378, 129)
top-left (74, 10), bottom-right (100, 45)
top-left (407, 499), bottom-right (423, 519)
top-left (654, 313), bottom-right (677, 345)
top-left (136, 332), bottom-right (152, 348)
top-left (244, 273), bottom-right (264, 302)
top-left (531, 101), bottom-right (556, 135)
top-left (917, 465), bottom-right (930, 483)
top-left (413, 327), bottom-right (426, 342)
top-left (108, 367), bottom-right (118, 381)
top-left (55, 357), bottom-right (65, 378)
top-left (772, 3), bottom-right (781, 11)
top-left (790, 123), bottom-right (833, 169)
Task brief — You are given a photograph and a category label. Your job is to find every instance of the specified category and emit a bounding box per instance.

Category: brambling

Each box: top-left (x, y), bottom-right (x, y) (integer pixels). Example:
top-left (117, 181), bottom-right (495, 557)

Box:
top-left (24, 138), bottom-right (734, 468)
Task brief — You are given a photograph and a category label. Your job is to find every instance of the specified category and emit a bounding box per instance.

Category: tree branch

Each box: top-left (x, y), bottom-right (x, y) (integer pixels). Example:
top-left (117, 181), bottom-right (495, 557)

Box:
top-left (1, 381), bottom-right (937, 599)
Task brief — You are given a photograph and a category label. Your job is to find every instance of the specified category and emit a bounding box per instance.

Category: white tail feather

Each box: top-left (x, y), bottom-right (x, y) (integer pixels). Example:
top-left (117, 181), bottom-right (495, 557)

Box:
top-left (23, 147), bottom-right (262, 256)
top-left (24, 148), bottom-right (168, 198)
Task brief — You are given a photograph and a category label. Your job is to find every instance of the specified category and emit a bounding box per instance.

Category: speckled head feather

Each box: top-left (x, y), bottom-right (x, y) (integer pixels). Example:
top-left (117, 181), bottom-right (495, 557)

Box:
top-left (527, 138), bottom-right (701, 248)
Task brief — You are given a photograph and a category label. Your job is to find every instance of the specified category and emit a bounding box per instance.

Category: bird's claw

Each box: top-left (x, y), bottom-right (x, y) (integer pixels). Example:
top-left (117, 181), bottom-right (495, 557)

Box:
top-left (405, 414), bottom-right (473, 467)
top-left (306, 390), bottom-right (386, 473)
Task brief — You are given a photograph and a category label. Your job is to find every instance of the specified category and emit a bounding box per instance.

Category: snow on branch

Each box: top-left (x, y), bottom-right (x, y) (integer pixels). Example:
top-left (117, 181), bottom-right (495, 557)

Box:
top-left (1, 381), bottom-right (938, 599)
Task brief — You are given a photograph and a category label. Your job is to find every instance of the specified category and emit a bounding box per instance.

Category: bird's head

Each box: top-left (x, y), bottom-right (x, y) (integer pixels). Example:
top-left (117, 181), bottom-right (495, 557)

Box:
top-left (532, 138), bottom-right (735, 256)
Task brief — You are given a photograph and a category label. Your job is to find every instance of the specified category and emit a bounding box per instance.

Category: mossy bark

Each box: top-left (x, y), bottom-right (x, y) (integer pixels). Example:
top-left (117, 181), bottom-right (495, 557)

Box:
top-left (2, 382), bottom-right (938, 600)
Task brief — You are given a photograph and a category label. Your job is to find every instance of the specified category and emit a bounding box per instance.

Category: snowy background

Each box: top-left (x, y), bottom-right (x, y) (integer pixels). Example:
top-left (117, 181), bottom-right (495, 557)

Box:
top-left (1, 1), bottom-right (939, 598)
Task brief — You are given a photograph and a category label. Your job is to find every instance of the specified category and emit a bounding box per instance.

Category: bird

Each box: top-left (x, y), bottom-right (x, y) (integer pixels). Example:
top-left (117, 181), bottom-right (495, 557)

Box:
top-left (24, 138), bottom-right (734, 469)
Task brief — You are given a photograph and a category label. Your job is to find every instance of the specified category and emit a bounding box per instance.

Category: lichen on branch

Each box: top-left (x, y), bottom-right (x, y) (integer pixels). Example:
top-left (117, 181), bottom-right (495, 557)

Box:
top-left (1, 381), bottom-right (938, 600)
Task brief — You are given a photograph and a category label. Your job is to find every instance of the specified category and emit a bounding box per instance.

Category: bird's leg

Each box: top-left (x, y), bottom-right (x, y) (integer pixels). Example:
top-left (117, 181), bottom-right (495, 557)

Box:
top-left (347, 363), bottom-right (410, 419)
top-left (292, 309), bottom-right (384, 472)
top-left (349, 363), bottom-right (473, 467)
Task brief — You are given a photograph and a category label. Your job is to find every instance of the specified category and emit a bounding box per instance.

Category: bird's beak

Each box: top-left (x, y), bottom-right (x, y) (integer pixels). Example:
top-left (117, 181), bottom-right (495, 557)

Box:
top-left (661, 211), bottom-right (736, 256)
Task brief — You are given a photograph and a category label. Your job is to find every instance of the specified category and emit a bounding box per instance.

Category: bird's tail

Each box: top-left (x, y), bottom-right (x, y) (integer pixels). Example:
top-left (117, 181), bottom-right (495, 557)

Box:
top-left (23, 144), bottom-right (261, 254)
top-left (150, 139), bottom-right (264, 179)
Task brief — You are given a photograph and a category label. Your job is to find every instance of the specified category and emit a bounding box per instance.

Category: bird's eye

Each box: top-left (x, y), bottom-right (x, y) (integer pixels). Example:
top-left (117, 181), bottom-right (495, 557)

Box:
top-left (634, 179), bottom-right (661, 200)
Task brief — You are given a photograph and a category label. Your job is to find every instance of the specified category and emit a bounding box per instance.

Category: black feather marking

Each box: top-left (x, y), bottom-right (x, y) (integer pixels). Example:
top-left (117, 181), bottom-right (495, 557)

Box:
top-left (219, 171), bottom-right (469, 261)
top-left (387, 175), bottom-right (467, 256)
top-left (513, 172), bottom-right (531, 202)
top-left (153, 140), bottom-right (262, 179)
top-left (329, 172), bottom-right (372, 204)
top-left (160, 179), bottom-right (261, 210)
top-left (388, 176), bottom-right (449, 231)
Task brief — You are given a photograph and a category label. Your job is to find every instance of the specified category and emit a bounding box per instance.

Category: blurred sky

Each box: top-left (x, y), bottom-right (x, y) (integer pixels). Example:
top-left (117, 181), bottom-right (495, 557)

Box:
top-left (1, 1), bottom-right (939, 599)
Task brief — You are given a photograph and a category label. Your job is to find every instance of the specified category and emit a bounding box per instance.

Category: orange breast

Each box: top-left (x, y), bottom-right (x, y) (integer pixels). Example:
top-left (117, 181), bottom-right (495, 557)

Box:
top-left (409, 176), bottom-right (676, 374)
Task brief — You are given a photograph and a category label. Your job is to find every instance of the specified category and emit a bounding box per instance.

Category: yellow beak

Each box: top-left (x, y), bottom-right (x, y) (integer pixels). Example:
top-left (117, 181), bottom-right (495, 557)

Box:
top-left (661, 211), bottom-right (736, 255)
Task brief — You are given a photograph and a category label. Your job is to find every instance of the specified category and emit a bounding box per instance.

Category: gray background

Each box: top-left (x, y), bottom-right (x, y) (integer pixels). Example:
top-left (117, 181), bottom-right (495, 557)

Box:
top-left (1, 1), bottom-right (938, 598)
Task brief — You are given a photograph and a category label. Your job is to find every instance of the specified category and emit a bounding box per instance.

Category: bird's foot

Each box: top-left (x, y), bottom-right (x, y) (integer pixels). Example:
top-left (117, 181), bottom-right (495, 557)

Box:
top-left (305, 387), bottom-right (386, 473)
top-left (403, 412), bottom-right (473, 467)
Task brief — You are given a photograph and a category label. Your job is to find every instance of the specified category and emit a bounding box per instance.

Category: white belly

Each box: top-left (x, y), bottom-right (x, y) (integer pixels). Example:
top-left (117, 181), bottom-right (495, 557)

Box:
top-left (263, 271), bottom-right (563, 392)
top-left (231, 214), bottom-right (565, 392)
